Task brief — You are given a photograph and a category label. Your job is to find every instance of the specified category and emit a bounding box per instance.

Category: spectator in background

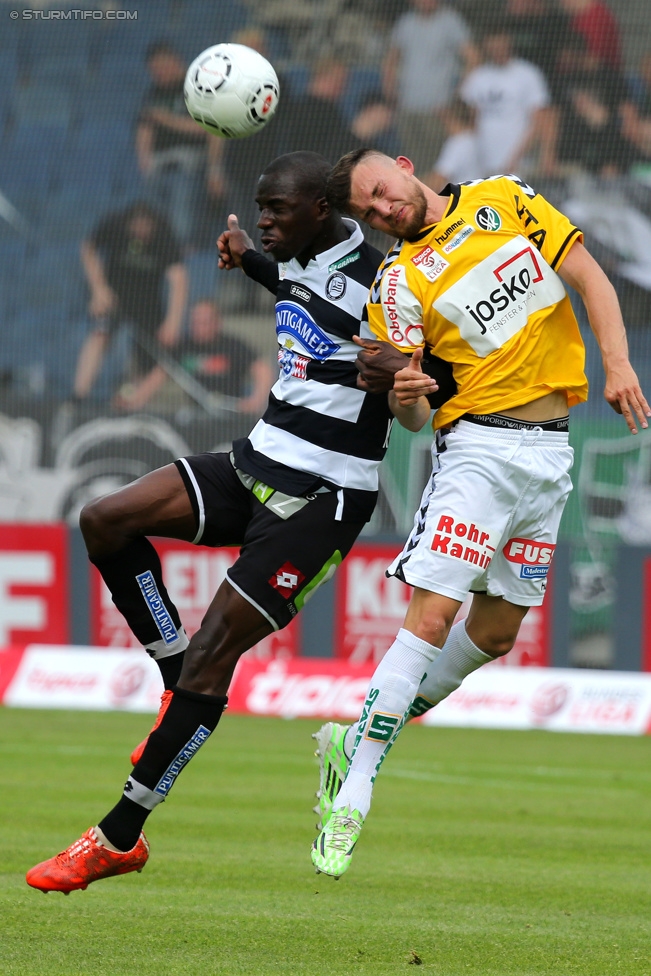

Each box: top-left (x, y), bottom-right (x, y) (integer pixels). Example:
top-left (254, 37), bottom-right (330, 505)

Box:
top-left (422, 98), bottom-right (480, 189)
top-left (558, 74), bottom-right (639, 177)
top-left (109, 297), bottom-right (274, 414)
top-left (275, 55), bottom-right (363, 163)
top-left (136, 42), bottom-right (214, 251)
top-left (207, 29), bottom-right (291, 238)
top-left (73, 202), bottom-right (187, 406)
top-left (502, 0), bottom-right (576, 102)
top-left (383, 0), bottom-right (478, 175)
top-left (350, 92), bottom-right (401, 158)
top-left (558, 0), bottom-right (622, 73)
top-left (621, 51), bottom-right (651, 163)
top-left (460, 25), bottom-right (556, 176)
top-left (177, 298), bottom-right (273, 415)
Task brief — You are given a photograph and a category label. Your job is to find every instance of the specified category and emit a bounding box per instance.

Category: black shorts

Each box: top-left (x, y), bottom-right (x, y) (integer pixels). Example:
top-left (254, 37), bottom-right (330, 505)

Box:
top-left (174, 452), bottom-right (366, 630)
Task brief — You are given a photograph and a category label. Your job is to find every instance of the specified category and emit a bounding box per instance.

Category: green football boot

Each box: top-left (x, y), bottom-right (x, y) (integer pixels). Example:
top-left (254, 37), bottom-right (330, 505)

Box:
top-left (312, 722), bottom-right (350, 830)
top-left (311, 805), bottom-right (364, 879)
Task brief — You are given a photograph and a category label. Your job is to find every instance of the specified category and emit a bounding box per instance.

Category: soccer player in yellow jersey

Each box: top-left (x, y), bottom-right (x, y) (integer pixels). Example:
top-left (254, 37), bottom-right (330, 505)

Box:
top-left (310, 150), bottom-right (650, 879)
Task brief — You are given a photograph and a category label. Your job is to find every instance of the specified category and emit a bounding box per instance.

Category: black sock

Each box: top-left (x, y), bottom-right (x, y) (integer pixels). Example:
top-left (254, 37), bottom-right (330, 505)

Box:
top-left (91, 538), bottom-right (186, 683)
top-left (99, 686), bottom-right (227, 851)
top-left (157, 651), bottom-right (185, 690)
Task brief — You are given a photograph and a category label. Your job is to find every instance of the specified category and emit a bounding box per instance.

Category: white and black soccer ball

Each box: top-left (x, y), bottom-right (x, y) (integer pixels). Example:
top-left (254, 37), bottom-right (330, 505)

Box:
top-left (184, 43), bottom-right (280, 139)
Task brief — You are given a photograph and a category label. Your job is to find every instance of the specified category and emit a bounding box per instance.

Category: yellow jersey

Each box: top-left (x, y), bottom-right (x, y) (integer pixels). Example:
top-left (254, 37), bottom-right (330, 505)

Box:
top-left (366, 175), bottom-right (588, 429)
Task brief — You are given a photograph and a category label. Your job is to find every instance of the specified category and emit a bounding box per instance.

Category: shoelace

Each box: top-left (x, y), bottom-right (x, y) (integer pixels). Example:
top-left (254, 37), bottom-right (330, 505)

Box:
top-left (326, 814), bottom-right (360, 851)
top-left (56, 834), bottom-right (95, 864)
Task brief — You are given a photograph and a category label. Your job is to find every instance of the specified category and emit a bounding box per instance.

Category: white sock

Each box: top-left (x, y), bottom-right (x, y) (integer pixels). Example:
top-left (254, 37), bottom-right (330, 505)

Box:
top-left (342, 620), bottom-right (493, 754)
top-left (145, 626), bottom-right (189, 660)
top-left (413, 620), bottom-right (492, 709)
top-left (333, 628), bottom-right (439, 819)
top-left (93, 825), bottom-right (124, 853)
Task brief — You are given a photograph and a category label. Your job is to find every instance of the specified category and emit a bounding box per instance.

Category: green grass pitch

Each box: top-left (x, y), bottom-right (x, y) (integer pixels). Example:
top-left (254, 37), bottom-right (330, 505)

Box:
top-left (2, 708), bottom-right (651, 975)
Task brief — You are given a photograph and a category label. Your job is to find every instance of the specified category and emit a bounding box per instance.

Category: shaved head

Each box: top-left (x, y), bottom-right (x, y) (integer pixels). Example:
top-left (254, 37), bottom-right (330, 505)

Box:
top-left (261, 151), bottom-right (333, 204)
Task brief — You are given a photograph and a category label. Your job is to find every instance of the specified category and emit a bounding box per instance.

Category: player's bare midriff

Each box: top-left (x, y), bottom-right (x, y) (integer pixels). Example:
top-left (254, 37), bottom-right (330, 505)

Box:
top-left (472, 390), bottom-right (569, 424)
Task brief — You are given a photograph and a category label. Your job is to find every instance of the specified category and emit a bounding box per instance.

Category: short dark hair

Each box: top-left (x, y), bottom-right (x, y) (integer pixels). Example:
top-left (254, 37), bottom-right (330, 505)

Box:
top-left (262, 151), bottom-right (332, 201)
top-left (326, 148), bottom-right (386, 214)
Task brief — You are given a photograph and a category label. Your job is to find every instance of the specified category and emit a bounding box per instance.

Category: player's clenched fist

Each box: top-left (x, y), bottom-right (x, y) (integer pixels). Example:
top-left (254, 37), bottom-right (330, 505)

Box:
top-left (217, 214), bottom-right (255, 271)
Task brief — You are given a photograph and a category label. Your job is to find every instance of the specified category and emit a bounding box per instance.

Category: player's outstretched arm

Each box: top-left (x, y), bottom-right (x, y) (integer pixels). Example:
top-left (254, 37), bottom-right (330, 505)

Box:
top-left (559, 241), bottom-right (651, 434)
top-left (353, 336), bottom-right (439, 395)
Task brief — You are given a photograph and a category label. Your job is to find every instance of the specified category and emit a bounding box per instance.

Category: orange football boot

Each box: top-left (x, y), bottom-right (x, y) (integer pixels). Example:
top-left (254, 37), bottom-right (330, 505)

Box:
top-left (130, 688), bottom-right (174, 765)
top-left (26, 827), bottom-right (149, 894)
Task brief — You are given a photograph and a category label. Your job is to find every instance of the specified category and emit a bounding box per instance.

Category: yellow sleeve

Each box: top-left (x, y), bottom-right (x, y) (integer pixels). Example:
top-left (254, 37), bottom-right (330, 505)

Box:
top-left (504, 176), bottom-right (583, 270)
top-left (366, 261), bottom-right (425, 353)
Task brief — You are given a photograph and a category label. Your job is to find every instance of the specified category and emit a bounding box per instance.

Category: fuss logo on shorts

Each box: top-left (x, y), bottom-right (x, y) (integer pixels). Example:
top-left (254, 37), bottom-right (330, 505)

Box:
top-left (269, 562), bottom-right (305, 596)
top-left (503, 538), bottom-right (555, 578)
top-left (365, 711), bottom-right (401, 743)
top-left (430, 515), bottom-right (497, 570)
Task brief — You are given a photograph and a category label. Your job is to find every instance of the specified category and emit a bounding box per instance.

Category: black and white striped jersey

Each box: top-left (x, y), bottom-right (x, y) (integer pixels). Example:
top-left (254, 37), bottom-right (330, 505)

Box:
top-left (232, 219), bottom-right (393, 522)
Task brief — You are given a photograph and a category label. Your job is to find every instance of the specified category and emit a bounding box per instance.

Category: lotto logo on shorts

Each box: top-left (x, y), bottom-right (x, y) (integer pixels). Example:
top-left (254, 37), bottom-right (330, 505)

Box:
top-left (503, 538), bottom-right (555, 579)
top-left (269, 562), bottom-right (305, 596)
top-left (430, 515), bottom-right (497, 570)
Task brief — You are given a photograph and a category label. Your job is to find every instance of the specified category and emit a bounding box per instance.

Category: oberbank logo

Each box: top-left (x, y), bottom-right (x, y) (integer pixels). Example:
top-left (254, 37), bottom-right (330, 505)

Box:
top-left (276, 301), bottom-right (340, 361)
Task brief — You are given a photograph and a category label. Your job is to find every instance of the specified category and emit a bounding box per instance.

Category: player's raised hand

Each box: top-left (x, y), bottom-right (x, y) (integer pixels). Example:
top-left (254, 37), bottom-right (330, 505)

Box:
top-left (394, 346), bottom-right (438, 406)
top-left (604, 362), bottom-right (651, 435)
top-left (217, 214), bottom-right (255, 270)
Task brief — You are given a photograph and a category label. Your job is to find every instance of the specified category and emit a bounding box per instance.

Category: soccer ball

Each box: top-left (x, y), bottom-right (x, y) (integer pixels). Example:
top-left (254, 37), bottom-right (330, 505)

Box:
top-left (184, 43), bottom-right (280, 139)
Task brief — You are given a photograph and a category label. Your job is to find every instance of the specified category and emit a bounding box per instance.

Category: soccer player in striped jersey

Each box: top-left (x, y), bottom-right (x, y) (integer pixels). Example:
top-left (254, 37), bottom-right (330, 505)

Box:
top-left (26, 151), bottom-right (454, 895)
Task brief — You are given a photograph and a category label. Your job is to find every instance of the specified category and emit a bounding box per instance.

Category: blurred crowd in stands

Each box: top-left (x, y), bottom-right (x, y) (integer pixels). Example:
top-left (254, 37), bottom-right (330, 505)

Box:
top-left (1, 0), bottom-right (651, 413)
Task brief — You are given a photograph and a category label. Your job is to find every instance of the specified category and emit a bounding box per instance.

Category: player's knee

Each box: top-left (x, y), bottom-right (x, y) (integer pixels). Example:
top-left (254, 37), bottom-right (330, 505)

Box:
top-left (79, 495), bottom-right (132, 554)
top-left (481, 632), bottom-right (517, 657)
top-left (411, 608), bottom-right (455, 648)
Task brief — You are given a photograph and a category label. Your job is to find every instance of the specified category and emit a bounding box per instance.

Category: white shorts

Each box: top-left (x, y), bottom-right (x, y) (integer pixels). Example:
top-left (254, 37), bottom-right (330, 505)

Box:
top-left (388, 418), bottom-right (574, 607)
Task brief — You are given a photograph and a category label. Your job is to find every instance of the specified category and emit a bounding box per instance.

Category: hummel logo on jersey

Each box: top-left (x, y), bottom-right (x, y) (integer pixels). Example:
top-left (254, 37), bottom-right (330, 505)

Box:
top-left (269, 562), bottom-right (305, 595)
top-left (434, 218), bottom-right (466, 245)
top-left (365, 711), bottom-right (401, 742)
